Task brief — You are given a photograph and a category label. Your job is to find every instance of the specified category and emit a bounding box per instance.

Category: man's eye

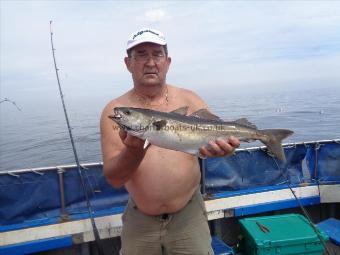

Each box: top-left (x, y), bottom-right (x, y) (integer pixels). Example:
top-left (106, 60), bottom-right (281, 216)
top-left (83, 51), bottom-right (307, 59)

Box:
top-left (133, 52), bottom-right (165, 62)
top-left (153, 53), bottom-right (164, 57)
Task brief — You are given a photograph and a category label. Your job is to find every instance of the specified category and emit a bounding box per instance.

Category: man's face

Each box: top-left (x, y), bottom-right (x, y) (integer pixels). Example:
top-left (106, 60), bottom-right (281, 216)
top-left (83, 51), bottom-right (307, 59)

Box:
top-left (125, 43), bottom-right (171, 87)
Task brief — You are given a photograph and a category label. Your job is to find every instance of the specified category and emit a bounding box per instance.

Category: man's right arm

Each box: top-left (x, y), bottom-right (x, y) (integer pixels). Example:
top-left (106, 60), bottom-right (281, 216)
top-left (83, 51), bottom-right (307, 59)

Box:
top-left (100, 103), bottom-right (146, 188)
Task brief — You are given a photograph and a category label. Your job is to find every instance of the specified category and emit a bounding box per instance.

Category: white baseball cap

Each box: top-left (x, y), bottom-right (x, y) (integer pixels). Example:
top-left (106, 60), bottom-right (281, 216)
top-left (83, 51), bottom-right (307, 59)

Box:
top-left (126, 28), bottom-right (167, 50)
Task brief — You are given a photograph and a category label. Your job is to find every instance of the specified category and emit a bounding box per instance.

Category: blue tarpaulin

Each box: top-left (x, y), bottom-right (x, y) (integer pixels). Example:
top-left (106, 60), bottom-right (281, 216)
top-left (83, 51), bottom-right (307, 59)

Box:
top-left (306, 142), bottom-right (340, 182)
top-left (0, 165), bottom-right (128, 227)
top-left (0, 140), bottom-right (339, 228)
top-left (203, 141), bottom-right (340, 193)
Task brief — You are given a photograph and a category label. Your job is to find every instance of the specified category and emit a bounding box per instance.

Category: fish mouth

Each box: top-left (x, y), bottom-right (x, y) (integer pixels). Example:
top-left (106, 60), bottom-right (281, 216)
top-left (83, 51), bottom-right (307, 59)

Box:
top-left (108, 110), bottom-right (138, 132)
top-left (108, 113), bottom-right (128, 130)
top-left (108, 113), bottom-right (122, 121)
top-left (108, 116), bottom-right (133, 132)
top-left (119, 123), bottom-right (133, 131)
top-left (109, 108), bottom-right (124, 120)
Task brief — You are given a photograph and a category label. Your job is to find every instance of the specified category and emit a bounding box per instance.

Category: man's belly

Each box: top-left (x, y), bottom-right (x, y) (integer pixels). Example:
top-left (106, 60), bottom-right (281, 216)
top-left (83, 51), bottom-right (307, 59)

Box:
top-left (125, 147), bottom-right (201, 215)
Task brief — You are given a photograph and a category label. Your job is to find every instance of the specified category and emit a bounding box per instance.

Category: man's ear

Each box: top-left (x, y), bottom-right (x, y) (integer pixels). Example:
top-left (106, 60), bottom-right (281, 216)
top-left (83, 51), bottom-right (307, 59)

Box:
top-left (165, 56), bottom-right (171, 72)
top-left (124, 57), bottom-right (132, 73)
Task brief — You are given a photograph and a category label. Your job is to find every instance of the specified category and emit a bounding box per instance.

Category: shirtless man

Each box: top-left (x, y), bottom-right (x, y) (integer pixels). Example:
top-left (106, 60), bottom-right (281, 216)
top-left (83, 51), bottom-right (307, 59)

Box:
top-left (100, 28), bottom-right (240, 255)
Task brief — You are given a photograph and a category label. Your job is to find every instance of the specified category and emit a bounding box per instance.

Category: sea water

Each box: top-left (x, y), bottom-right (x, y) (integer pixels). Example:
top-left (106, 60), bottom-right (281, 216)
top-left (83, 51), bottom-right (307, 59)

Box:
top-left (1, 86), bottom-right (339, 171)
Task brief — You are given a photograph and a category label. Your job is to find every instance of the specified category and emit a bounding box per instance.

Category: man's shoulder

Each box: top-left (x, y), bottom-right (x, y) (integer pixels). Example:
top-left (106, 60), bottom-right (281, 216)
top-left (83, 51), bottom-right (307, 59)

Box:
top-left (169, 84), bottom-right (192, 93)
top-left (168, 84), bottom-right (208, 112)
top-left (169, 84), bottom-right (201, 100)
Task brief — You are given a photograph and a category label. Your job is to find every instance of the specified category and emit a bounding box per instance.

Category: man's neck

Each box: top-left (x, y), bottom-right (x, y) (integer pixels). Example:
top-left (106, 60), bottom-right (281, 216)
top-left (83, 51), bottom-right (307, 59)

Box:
top-left (132, 85), bottom-right (169, 107)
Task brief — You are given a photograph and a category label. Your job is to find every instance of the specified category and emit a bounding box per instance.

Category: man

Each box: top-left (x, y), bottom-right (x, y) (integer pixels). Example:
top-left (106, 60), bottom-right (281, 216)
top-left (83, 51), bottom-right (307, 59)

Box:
top-left (100, 28), bottom-right (240, 255)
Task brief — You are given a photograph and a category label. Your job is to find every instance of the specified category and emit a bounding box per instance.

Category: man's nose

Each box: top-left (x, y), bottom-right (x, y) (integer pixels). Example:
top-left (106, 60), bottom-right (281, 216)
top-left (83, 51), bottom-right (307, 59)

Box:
top-left (145, 56), bottom-right (156, 65)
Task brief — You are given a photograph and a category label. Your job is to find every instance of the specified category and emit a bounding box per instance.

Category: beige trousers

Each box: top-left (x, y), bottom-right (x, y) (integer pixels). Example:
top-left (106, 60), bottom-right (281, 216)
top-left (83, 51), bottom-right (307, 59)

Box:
top-left (120, 189), bottom-right (214, 255)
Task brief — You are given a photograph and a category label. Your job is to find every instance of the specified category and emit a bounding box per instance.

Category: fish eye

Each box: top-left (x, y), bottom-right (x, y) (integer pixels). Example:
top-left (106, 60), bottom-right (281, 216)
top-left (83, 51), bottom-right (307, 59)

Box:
top-left (124, 110), bottom-right (130, 115)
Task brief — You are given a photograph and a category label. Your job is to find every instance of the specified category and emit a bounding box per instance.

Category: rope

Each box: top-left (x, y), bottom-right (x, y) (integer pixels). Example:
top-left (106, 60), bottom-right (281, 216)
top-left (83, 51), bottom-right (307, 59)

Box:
top-left (273, 158), bottom-right (331, 255)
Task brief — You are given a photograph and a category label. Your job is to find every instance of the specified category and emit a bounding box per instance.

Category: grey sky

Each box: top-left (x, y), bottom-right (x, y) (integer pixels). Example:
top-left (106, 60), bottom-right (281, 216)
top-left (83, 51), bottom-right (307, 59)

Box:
top-left (1, 1), bottom-right (340, 170)
top-left (1, 1), bottom-right (340, 103)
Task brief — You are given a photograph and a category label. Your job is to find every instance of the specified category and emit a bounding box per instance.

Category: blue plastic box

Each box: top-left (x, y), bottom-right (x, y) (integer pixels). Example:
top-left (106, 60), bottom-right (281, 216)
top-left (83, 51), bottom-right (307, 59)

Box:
top-left (317, 218), bottom-right (340, 246)
top-left (211, 236), bottom-right (234, 255)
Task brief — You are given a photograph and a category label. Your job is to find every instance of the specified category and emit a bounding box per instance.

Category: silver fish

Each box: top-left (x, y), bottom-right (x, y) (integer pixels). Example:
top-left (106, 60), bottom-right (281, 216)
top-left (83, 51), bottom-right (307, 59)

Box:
top-left (109, 106), bottom-right (293, 161)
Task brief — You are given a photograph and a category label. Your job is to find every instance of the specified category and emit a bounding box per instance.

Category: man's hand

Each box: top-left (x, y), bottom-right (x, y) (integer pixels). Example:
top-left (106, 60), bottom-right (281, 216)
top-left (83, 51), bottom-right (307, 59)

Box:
top-left (199, 136), bottom-right (240, 158)
top-left (119, 129), bottom-right (146, 152)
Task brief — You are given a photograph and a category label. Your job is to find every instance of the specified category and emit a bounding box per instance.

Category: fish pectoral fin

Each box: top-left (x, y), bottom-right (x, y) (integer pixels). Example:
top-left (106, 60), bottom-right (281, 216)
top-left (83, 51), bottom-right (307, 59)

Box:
top-left (170, 106), bottom-right (189, 115)
top-left (143, 139), bottom-right (151, 149)
top-left (233, 118), bottom-right (258, 129)
top-left (190, 109), bottom-right (221, 120)
top-left (152, 120), bottom-right (167, 130)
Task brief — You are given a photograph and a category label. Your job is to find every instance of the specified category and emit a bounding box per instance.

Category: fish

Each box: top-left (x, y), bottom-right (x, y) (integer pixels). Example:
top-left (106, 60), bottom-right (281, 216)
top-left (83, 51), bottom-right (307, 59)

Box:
top-left (108, 106), bottom-right (293, 161)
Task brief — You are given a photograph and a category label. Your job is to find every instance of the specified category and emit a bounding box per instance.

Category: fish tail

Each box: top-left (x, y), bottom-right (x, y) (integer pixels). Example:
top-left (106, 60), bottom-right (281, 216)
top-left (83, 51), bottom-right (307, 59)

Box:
top-left (259, 129), bottom-right (294, 161)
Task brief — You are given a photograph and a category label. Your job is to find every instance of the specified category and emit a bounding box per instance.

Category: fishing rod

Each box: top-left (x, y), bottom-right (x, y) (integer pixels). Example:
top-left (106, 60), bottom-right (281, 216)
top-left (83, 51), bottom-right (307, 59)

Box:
top-left (49, 21), bottom-right (104, 255)
top-left (0, 98), bottom-right (22, 111)
top-left (273, 158), bottom-right (332, 255)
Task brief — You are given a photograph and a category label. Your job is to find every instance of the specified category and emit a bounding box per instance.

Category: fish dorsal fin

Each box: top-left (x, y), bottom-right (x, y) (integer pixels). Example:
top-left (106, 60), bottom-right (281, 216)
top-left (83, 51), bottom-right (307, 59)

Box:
top-left (152, 119), bottom-right (167, 130)
top-left (234, 118), bottom-right (257, 129)
top-left (170, 106), bottom-right (189, 115)
top-left (190, 109), bottom-right (221, 120)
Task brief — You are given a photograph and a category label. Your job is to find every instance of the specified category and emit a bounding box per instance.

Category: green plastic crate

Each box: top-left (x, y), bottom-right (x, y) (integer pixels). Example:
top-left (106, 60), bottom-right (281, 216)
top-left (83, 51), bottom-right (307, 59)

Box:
top-left (239, 214), bottom-right (328, 255)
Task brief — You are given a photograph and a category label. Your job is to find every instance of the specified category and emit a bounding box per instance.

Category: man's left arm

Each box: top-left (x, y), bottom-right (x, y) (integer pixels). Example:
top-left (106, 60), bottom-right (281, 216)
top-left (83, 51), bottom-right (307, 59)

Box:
top-left (199, 137), bottom-right (240, 157)
top-left (186, 89), bottom-right (240, 157)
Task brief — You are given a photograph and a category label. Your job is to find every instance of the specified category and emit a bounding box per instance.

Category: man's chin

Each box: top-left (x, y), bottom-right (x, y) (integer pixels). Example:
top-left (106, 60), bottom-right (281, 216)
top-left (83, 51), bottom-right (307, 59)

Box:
top-left (141, 78), bottom-right (161, 86)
